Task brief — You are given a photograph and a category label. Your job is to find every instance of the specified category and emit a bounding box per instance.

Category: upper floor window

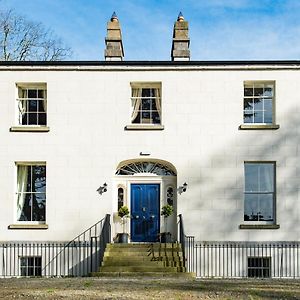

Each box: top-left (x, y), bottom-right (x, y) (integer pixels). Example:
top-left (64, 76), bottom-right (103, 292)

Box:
top-left (17, 83), bottom-right (47, 126)
top-left (244, 162), bottom-right (275, 223)
top-left (16, 163), bottom-right (46, 223)
top-left (130, 82), bottom-right (161, 125)
top-left (243, 82), bottom-right (274, 124)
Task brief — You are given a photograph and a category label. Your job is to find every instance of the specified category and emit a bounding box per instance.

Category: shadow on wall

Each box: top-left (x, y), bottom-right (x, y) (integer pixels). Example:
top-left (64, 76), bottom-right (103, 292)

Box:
top-left (181, 108), bottom-right (300, 241)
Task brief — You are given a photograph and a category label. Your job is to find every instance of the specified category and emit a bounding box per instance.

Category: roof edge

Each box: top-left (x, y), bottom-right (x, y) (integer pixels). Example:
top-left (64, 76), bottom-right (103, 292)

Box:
top-left (1, 60), bottom-right (300, 66)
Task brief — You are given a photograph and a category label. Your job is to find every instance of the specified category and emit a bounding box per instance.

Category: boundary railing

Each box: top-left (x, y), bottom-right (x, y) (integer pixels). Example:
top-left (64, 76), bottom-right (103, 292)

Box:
top-left (0, 214), bottom-right (110, 277)
top-left (189, 241), bottom-right (300, 278)
top-left (178, 215), bottom-right (300, 278)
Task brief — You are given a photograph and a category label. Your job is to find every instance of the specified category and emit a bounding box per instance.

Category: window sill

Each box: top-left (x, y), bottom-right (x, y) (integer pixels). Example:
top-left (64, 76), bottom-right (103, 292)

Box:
top-left (239, 124), bottom-right (280, 130)
top-left (8, 224), bottom-right (48, 230)
top-left (239, 224), bottom-right (280, 230)
top-left (10, 126), bottom-right (50, 132)
top-left (125, 125), bottom-right (164, 131)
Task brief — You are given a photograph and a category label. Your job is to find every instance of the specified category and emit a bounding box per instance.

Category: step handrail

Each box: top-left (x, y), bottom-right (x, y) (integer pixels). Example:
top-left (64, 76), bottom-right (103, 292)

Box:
top-left (42, 214), bottom-right (110, 276)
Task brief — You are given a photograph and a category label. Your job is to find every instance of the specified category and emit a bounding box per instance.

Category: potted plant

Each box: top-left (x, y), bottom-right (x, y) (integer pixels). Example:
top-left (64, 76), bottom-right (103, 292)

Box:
top-left (160, 204), bottom-right (174, 243)
top-left (117, 205), bottom-right (130, 243)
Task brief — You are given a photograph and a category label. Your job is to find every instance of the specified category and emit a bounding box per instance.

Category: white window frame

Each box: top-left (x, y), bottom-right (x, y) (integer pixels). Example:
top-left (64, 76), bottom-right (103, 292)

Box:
top-left (243, 161), bottom-right (276, 225)
top-left (12, 83), bottom-right (49, 132)
top-left (20, 256), bottom-right (42, 277)
top-left (15, 162), bottom-right (46, 224)
top-left (243, 81), bottom-right (275, 125)
top-left (130, 82), bottom-right (162, 126)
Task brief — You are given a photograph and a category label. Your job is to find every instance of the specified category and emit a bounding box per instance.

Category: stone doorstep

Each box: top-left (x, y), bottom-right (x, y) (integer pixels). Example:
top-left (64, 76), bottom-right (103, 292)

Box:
top-left (90, 272), bottom-right (196, 278)
top-left (99, 266), bottom-right (184, 272)
top-left (106, 247), bottom-right (182, 252)
top-left (101, 261), bottom-right (185, 267)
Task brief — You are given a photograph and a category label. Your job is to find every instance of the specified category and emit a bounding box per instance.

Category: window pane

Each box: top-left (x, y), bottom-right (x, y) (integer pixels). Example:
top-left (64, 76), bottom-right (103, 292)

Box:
top-left (142, 88), bottom-right (151, 97)
top-left (253, 98), bottom-right (263, 110)
top-left (152, 111), bottom-right (160, 124)
top-left (245, 164), bottom-right (259, 192)
top-left (18, 194), bottom-right (32, 221)
top-left (141, 112), bottom-right (151, 123)
top-left (259, 194), bottom-right (273, 221)
top-left (243, 111), bottom-right (253, 123)
top-left (37, 90), bottom-right (44, 98)
top-left (244, 194), bottom-right (259, 221)
top-left (254, 86), bottom-right (264, 96)
top-left (28, 100), bottom-right (38, 112)
top-left (254, 111), bottom-right (263, 123)
top-left (28, 89), bottom-right (37, 98)
top-left (38, 113), bottom-right (47, 126)
top-left (244, 99), bottom-right (253, 110)
top-left (264, 99), bottom-right (273, 123)
top-left (141, 99), bottom-right (151, 110)
top-left (259, 164), bottom-right (274, 192)
top-left (32, 194), bottom-right (46, 221)
top-left (264, 85), bottom-right (273, 97)
top-left (33, 166), bottom-right (46, 193)
top-left (28, 113), bottom-right (37, 125)
top-left (244, 86), bottom-right (253, 96)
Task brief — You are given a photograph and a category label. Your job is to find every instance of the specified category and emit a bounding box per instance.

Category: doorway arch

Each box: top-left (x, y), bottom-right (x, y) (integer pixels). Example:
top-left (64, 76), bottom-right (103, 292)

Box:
top-left (114, 158), bottom-right (177, 242)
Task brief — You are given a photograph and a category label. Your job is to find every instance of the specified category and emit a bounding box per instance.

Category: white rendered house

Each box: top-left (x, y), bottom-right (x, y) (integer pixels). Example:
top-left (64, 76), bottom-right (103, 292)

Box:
top-left (1, 13), bottom-right (300, 277)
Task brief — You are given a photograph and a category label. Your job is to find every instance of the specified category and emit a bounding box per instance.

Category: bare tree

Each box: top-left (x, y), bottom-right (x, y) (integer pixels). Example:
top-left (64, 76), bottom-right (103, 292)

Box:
top-left (0, 9), bottom-right (71, 61)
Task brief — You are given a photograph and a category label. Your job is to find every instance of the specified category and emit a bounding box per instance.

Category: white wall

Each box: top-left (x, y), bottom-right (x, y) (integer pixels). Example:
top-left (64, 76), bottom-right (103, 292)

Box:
top-left (0, 66), bottom-right (299, 242)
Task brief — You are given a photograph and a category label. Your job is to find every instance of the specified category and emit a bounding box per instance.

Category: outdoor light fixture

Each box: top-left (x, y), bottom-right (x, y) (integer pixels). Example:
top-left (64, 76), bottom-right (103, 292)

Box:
top-left (178, 182), bottom-right (188, 195)
top-left (139, 152), bottom-right (151, 156)
top-left (97, 183), bottom-right (108, 195)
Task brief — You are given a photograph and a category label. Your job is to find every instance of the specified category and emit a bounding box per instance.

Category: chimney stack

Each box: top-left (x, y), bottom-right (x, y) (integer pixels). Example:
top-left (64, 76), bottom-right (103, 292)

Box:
top-left (105, 12), bottom-right (124, 61)
top-left (171, 12), bottom-right (190, 61)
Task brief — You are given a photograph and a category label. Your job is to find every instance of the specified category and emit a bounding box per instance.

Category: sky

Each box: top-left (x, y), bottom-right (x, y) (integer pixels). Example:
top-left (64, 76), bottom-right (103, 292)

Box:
top-left (2, 0), bottom-right (300, 61)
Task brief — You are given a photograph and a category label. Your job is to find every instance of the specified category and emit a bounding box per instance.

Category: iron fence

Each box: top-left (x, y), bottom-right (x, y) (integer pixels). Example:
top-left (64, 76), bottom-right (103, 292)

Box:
top-left (0, 214), bottom-right (110, 277)
top-left (184, 240), bottom-right (300, 278)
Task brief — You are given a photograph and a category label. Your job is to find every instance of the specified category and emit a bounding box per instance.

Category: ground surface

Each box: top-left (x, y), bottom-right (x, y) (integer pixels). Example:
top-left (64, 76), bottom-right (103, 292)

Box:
top-left (0, 277), bottom-right (299, 299)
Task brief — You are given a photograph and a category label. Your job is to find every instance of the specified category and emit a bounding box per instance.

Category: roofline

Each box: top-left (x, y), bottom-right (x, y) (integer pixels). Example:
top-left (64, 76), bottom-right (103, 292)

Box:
top-left (1, 60), bottom-right (300, 66)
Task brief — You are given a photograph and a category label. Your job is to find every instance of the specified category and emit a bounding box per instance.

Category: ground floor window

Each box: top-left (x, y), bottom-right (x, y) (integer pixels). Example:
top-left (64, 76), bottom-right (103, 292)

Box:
top-left (16, 163), bottom-right (46, 222)
top-left (248, 257), bottom-right (271, 278)
top-left (244, 162), bottom-right (275, 222)
top-left (20, 256), bottom-right (42, 276)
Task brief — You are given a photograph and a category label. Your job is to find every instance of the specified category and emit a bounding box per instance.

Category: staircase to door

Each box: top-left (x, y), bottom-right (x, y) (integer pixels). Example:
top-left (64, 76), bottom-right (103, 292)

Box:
top-left (92, 243), bottom-right (194, 277)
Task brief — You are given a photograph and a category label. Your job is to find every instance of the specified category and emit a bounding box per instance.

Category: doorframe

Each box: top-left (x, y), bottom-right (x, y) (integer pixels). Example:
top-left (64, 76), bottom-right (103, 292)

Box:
top-left (113, 175), bottom-right (177, 242)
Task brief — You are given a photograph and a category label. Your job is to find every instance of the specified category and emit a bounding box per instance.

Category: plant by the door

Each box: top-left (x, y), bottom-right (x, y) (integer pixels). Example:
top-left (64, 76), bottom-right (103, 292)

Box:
top-left (160, 204), bottom-right (174, 243)
top-left (117, 205), bottom-right (130, 243)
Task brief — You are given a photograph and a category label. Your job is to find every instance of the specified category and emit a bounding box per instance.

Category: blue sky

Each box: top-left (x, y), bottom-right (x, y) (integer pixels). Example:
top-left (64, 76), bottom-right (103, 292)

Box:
top-left (2, 0), bottom-right (300, 61)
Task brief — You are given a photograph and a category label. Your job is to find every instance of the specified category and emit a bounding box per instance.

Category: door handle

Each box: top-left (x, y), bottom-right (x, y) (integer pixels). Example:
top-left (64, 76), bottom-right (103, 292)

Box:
top-left (135, 215), bottom-right (139, 219)
top-left (150, 215), bottom-right (155, 219)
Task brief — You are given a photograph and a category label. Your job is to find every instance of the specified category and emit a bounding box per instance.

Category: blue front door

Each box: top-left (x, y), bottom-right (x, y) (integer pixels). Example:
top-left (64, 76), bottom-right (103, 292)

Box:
top-left (131, 184), bottom-right (160, 242)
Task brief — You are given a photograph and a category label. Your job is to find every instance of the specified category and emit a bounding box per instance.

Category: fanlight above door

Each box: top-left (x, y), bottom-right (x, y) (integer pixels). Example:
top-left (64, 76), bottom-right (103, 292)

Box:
top-left (116, 160), bottom-right (176, 176)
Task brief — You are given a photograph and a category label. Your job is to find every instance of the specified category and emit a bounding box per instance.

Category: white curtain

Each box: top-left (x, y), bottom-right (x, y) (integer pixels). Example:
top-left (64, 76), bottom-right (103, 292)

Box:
top-left (154, 88), bottom-right (161, 120)
top-left (18, 88), bottom-right (27, 125)
top-left (260, 164), bottom-right (273, 192)
top-left (131, 88), bottom-right (142, 122)
top-left (41, 90), bottom-right (47, 113)
top-left (17, 166), bottom-right (28, 221)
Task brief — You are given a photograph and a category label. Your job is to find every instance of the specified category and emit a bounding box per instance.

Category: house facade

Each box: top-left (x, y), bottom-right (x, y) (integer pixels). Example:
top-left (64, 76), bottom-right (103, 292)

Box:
top-left (1, 13), bottom-right (300, 277)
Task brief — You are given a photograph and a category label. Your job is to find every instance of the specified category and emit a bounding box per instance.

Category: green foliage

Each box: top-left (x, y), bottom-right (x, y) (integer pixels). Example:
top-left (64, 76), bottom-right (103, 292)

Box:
top-left (118, 205), bottom-right (129, 218)
top-left (161, 204), bottom-right (173, 218)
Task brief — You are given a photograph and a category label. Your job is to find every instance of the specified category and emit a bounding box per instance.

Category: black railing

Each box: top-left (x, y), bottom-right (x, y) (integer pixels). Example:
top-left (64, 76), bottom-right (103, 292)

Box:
top-left (178, 214), bottom-right (195, 269)
top-left (186, 241), bottom-right (300, 278)
top-left (0, 214), bottom-right (110, 277)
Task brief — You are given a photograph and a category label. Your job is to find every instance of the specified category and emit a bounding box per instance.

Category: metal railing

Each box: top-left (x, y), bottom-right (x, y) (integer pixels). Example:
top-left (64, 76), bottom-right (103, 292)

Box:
top-left (0, 214), bottom-right (110, 277)
top-left (185, 241), bottom-right (300, 278)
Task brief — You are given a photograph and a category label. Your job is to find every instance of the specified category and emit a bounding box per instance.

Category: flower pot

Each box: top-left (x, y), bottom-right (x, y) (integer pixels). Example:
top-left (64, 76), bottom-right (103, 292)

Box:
top-left (160, 232), bottom-right (172, 243)
top-left (117, 233), bottom-right (129, 243)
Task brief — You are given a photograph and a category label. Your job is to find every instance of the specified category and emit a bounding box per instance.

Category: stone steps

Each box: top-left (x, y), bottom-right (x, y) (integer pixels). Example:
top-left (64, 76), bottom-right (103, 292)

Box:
top-left (92, 242), bottom-right (194, 277)
top-left (91, 271), bottom-right (196, 278)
